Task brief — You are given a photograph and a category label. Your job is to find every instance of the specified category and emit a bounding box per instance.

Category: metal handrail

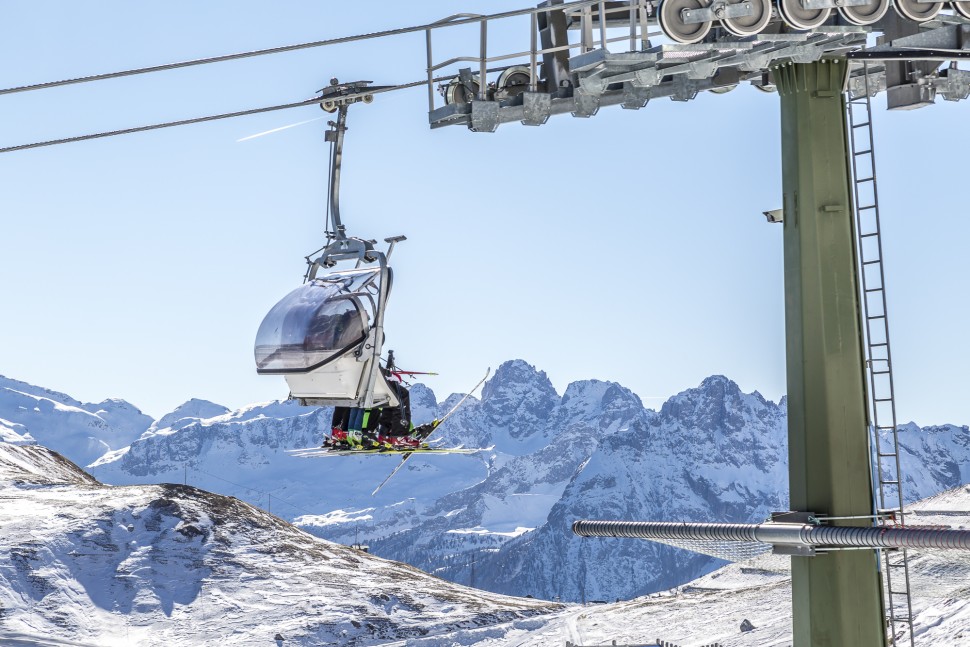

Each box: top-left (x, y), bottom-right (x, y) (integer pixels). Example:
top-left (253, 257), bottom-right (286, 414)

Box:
top-left (424, 0), bottom-right (656, 113)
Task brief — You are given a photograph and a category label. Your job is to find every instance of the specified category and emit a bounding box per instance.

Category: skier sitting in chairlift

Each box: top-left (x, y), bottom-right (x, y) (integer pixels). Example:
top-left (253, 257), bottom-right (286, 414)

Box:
top-left (326, 365), bottom-right (437, 451)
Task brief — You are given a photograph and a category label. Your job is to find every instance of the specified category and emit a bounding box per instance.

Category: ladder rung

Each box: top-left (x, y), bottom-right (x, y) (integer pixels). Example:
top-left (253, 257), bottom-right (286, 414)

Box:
top-left (853, 149), bottom-right (873, 156)
top-left (857, 177), bottom-right (875, 183)
top-left (859, 204), bottom-right (877, 210)
top-left (871, 369), bottom-right (891, 375)
top-left (882, 479), bottom-right (900, 485)
top-left (862, 259), bottom-right (882, 266)
top-left (878, 453), bottom-right (900, 458)
top-left (852, 122), bottom-right (871, 128)
top-left (865, 287), bottom-right (883, 293)
top-left (870, 341), bottom-right (888, 347)
top-left (861, 232), bottom-right (879, 238)
top-left (868, 315), bottom-right (886, 320)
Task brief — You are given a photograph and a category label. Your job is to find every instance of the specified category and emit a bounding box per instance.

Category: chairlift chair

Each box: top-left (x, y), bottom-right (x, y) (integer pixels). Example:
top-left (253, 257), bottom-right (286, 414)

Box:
top-left (253, 79), bottom-right (404, 409)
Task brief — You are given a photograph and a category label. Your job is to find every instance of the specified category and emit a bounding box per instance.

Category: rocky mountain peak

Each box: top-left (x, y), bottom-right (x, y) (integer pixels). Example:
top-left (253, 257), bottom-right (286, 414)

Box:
top-left (408, 383), bottom-right (440, 426)
top-left (660, 375), bottom-right (752, 433)
top-left (148, 398), bottom-right (230, 436)
top-left (559, 380), bottom-right (644, 430)
top-left (481, 360), bottom-right (559, 440)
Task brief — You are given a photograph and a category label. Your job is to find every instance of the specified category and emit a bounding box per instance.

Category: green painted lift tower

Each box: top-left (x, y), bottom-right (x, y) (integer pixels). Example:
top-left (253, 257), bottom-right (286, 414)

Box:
top-left (776, 58), bottom-right (886, 647)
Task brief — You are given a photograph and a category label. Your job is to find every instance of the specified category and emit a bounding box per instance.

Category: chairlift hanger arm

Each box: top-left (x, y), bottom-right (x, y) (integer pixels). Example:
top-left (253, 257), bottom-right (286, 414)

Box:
top-left (321, 79), bottom-right (396, 242)
top-left (328, 105), bottom-right (349, 242)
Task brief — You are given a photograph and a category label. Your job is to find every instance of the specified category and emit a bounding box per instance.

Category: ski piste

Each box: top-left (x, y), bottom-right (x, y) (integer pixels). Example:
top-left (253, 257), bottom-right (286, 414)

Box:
top-left (371, 367), bottom-right (491, 496)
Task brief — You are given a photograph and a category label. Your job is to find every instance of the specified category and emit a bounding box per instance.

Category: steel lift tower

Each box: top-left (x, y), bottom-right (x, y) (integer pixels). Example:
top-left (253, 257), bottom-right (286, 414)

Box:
top-left (414, 2), bottom-right (968, 645)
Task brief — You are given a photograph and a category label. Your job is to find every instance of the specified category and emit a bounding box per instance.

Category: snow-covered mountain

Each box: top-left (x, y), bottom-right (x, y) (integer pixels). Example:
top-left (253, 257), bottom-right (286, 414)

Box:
top-left (3, 435), bottom-right (970, 646)
top-left (4, 362), bottom-right (969, 603)
top-left (0, 374), bottom-right (152, 466)
top-left (0, 440), bottom-right (557, 646)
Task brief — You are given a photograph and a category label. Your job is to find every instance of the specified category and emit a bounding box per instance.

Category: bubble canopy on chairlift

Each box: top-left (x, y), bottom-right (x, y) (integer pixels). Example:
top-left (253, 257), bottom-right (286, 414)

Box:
top-left (254, 267), bottom-right (386, 374)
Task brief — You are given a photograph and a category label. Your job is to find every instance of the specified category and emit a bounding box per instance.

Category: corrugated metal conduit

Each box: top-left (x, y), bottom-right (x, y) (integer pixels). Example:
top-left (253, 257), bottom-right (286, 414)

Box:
top-left (572, 520), bottom-right (970, 551)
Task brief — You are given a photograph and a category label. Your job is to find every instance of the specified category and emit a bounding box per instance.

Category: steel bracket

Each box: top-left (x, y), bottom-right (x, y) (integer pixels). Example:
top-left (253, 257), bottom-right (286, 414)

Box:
top-left (633, 67), bottom-right (662, 88)
top-left (670, 76), bottom-right (700, 101)
top-left (791, 43), bottom-right (826, 64)
top-left (688, 59), bottom-right (719, 80)
top-left (773, 544), bottom-right (818, 557)
top-left (681, 0), bottom-right (755, 24)
top-left (571, 88), bottom-right (601, 116)
top-left (578, 73), bottom-right (609, 96)
top-left (469, 100), bottom-right (500, 132)
top-left (521, 92), bottom-right (552, 126)
top-left (621, 82), bottom-right (651, 109)
top-left (848, 71), bottom-right (887, 98)
top-left (803, 0), bottom-right (872, 10)
top-left (740, 52), bottom-right (775, 73)
top-left (938, 66), bottom-right (970, 101)
top-left (771, 511), bottom-right (820, 524)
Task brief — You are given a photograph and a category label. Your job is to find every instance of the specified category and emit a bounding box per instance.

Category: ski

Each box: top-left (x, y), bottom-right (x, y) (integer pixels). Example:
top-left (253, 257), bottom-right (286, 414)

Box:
top-left (371, 367), bottom-right (491, 496)
top-left (287, 445), bottom-right (491, 458)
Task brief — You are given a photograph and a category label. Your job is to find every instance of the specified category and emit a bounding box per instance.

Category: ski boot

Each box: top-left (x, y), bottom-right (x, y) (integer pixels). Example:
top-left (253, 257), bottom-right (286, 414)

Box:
top-left (360, 431), bottom-right (381, 450)
top-left (346, 430), bottom-right (365, 449)
top-left (375, 434), bottom-right (423, 451)
top-left (411, 419), bottom-right (440, 441)
top-left (325, 428), bottom-right (350, 449)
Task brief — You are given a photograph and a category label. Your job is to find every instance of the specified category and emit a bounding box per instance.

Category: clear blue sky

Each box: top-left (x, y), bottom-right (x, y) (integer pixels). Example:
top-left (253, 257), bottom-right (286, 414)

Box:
top-left (1, 1), bottom-right (967, 426)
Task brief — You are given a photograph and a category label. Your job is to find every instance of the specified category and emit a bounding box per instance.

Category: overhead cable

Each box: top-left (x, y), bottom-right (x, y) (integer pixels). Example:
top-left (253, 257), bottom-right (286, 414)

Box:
top-left (0, 1), bottom-right (599, 96)
top-left (0, 79), bottom-right (429, 154)
top-left (0, 97), bottom-right (320, 154)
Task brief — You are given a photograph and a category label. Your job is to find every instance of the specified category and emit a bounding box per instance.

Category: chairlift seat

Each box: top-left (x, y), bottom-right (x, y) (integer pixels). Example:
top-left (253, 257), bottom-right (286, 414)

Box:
top-left (254, 266), bottom-right (398, 408)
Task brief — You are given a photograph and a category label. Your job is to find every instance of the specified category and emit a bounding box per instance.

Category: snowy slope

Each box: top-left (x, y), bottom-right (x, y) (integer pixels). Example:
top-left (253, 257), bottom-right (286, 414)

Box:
top-left (0, 441), bottom-right (559, 646)
top-left (0, 419), bottom-right (34, 445)
top-left (3, 437), bottom-right (969, 646)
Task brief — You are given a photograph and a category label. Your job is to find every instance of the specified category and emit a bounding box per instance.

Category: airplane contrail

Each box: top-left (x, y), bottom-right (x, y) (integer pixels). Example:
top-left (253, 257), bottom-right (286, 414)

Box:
top-left (237, 117), bottom-right (324, 142)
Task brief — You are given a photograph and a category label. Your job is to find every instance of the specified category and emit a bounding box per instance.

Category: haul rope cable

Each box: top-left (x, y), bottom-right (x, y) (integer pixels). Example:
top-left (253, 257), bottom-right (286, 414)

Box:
top-left (0, 61), bottom-right (522, 155)
top-left (0, 0), bottom-right (605, 97)
top-left (0, 80), bottom-right (422, 154)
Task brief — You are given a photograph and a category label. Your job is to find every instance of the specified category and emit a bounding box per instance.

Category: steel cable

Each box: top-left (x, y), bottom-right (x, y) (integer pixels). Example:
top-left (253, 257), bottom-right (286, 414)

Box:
top-left (0, 78), bottom-right (432, 155)
top-left (0, 1), bottom-right (601, 97)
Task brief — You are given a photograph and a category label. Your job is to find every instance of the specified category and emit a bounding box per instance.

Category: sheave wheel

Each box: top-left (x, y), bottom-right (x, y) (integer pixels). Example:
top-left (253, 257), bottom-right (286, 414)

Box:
top-left (893, 0), bottom-right (943, 21)
top-left (722, 0), bottom-right (773, 37)
top-left (444, 78), bottom-right (481, 105)
top-left (496, 66), bottom-right (532, 99)
top-left (660, 0), bottom-right (713, 44)
top-left (954, 0), bottom-right (970, 18)
top-left (778, 0), bottom-right (831, 29)
top-left (839, 0), bottom-right (891, 24)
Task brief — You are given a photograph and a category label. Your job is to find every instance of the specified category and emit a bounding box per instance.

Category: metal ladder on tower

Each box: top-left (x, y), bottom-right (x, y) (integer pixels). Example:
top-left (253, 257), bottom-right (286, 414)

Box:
top-left (846, 64), bottom-right (915, 647)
